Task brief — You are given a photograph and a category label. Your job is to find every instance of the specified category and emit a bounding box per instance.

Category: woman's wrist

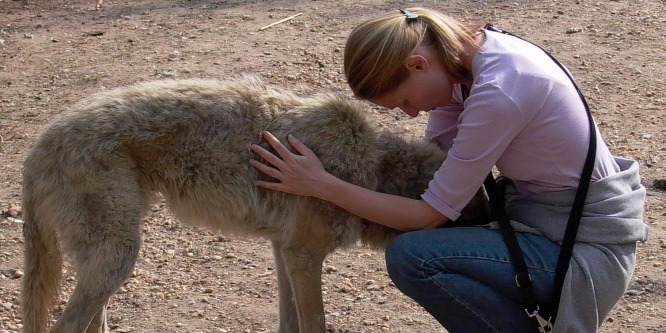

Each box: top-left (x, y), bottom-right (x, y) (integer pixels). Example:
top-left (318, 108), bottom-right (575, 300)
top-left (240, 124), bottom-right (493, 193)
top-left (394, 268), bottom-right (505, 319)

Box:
top-left (314, 172), bottom-right (347, 202)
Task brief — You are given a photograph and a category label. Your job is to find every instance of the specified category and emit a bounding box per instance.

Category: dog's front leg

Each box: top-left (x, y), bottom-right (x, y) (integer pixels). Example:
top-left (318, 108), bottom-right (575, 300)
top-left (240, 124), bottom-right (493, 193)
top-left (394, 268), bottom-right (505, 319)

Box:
top-left (279, 243), bottom-right (329, 333)
top-left (86, 300), bottom-right (109, 333)
top-left (272, 240), bottom-right (299, 333)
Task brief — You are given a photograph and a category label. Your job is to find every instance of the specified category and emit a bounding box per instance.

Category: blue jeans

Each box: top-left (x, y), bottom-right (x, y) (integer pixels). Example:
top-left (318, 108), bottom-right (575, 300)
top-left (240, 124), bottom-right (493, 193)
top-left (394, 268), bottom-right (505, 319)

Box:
top-left (385, 227), bottom-right (561, 333)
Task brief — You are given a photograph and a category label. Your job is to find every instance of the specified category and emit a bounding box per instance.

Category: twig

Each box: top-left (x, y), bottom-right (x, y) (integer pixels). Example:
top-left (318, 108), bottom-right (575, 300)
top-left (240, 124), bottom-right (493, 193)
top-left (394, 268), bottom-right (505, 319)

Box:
top-left (258, 13), bottom-right (303, 31)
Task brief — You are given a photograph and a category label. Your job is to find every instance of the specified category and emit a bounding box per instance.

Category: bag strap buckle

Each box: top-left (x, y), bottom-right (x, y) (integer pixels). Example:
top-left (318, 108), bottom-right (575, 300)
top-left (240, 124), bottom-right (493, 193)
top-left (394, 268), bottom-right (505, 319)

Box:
top-left (525, 306), bottom-right (554, 333)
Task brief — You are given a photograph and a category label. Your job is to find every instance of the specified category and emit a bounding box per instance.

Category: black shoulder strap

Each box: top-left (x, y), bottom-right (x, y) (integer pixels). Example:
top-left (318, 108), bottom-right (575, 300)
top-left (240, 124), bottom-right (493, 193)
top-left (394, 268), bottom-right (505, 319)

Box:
top-left (463, 83), bottom-right (550, 329)
top-left (475, 24), bottom-right (597, 329)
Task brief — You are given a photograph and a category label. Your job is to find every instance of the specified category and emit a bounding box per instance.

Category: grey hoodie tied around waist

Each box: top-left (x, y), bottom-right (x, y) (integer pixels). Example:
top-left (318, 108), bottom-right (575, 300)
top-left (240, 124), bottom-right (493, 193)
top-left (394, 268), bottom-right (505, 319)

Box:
top-left (490, 157), bottom-right (649, 332)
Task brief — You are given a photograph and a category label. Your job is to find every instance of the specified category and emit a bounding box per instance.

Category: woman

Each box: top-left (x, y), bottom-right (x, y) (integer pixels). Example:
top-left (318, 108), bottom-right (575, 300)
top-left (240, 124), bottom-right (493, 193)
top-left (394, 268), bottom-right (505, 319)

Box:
top-left (249, 7), bottom-right (648, 333)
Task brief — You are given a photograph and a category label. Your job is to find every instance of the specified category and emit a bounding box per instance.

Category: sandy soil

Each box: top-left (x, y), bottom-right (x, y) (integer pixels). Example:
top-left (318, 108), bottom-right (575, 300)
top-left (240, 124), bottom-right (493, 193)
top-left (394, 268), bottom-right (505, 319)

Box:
top-left (1, 0), bottom-right (664, 332)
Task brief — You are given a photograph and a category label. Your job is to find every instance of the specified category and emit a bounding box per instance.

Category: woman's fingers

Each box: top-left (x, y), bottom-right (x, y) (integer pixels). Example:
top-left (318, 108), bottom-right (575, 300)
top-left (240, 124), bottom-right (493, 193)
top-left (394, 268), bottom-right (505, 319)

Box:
top-left (261, 131), bottom-right (298, 161)
top-left (250, 140), bottom-right (288, 171)
top-left (250, 131), bottom-right (329, 197)
top-left (286, 134), bottom-right (316, 158)
top-left (249, 158), bottom-right (281, 180)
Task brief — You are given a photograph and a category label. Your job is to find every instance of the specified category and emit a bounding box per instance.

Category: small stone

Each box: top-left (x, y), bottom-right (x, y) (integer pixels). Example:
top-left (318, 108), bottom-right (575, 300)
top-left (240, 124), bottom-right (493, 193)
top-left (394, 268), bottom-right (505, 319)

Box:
top-left (653, 179), bottom-right (666, 191)
top-left (323, 265), bottom-right (338, 273)
top-left (168, 50), bottom-right (181, 59)
top-left (339, 286), bottom-right (353, 293)
top-left (8, 205), bottom-right (21, 217)
top-left (362, 319), bottom-right (375, 326)
top-left (625, 289), bottom-right (641, 296)
top-left (12, 269), bottom-right (23, 279)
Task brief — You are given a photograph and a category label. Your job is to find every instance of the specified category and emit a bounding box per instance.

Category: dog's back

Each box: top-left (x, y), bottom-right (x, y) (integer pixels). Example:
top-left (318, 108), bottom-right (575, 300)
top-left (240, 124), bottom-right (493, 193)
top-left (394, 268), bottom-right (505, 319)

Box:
top-left (24, 77), bottom-right (380, 234)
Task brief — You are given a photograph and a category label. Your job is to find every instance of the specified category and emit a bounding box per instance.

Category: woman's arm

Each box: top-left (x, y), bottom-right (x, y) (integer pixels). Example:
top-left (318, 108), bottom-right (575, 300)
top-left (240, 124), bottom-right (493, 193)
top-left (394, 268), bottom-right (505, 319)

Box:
top-left (250, 131), bottom-right (448, 231)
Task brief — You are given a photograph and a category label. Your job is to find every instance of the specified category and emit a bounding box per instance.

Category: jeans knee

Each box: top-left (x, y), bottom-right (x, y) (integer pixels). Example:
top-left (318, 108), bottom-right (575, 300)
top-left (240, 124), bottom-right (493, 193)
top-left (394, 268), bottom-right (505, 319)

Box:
top-left (385, 232), bottom-right (423, 291)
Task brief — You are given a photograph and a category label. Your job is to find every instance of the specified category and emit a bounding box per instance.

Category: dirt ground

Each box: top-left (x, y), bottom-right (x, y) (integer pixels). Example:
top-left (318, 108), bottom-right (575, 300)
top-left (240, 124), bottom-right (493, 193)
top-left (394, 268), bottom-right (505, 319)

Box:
top-left (0, 0), bottom-right (664, 332)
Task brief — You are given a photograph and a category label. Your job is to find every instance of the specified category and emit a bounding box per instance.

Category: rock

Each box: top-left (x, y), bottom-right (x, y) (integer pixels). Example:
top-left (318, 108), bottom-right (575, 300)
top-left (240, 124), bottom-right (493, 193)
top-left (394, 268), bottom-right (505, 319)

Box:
top-left (654, 179), bottom-right (666, 191)
top-left (625, 289), bottom-right (642, 296)
top-left (365, 284), bottom-right (381, 291)
top-left (339, 286), bottom-right (353, 293)
top-left (323, 265), bottom-right (338, 273)
top-left (0, 205), bottom-right (21, 218)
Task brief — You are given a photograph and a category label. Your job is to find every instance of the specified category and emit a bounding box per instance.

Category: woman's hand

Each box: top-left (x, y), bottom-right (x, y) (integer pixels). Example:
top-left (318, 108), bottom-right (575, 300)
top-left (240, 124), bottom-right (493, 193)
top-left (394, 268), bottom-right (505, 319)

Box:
top-left (250, 131), bottom-right (448, 230)
top-left (250, 131), bottom-right (333, 198)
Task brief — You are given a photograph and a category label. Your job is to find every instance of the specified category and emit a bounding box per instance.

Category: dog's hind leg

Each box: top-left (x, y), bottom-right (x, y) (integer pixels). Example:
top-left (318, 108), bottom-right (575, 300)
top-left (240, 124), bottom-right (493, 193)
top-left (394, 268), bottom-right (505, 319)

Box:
top-left (50, 180), bottom-right (147, 333)
top-left (50, 213), bottom-right (142, 332)
top-left (51, 228), bottom-right (141, 333)
top-left (272, 240), bottom-right (299, 333)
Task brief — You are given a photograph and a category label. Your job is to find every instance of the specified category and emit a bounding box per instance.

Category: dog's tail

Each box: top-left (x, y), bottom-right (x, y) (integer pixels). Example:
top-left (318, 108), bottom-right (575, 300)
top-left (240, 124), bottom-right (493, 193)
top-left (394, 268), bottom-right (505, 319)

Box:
top-left (21, 177), bottom-right (62, 333)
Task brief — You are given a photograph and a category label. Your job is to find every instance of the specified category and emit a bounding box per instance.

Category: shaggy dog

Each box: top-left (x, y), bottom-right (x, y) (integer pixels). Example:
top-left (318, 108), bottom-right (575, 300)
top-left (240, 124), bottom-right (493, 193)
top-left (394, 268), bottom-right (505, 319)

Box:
top-left (21, 76), bottom-right (489, 333)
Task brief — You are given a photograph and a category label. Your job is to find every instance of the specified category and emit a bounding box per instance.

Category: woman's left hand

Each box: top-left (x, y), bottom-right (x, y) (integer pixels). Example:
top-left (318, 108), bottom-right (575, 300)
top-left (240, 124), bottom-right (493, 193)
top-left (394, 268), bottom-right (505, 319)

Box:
top-left (250, 131), bottom-right (333, 198)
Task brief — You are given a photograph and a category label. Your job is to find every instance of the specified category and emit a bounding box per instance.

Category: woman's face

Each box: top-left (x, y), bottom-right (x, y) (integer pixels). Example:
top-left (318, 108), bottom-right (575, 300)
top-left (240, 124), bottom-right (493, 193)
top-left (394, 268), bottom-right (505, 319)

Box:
top-left (369, 47), bottom-right (455, 118)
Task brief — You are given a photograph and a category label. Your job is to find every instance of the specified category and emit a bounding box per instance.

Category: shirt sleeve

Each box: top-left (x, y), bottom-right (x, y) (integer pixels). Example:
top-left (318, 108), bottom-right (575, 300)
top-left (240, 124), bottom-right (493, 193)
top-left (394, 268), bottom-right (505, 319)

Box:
top-left (421, 83), bottom-right (527, 220)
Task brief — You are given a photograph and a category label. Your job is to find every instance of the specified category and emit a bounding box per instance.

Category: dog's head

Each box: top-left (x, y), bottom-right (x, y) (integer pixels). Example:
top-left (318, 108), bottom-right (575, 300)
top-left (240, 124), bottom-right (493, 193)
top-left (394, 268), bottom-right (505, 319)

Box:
top-left (374, 133), bottom-right (445, 200)
top-left (360, 133), bottom-right (491, 248)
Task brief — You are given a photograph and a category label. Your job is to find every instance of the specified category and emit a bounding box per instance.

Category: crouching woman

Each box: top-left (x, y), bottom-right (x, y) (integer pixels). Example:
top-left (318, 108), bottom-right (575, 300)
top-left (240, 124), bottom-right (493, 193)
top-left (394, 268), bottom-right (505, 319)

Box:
top-left (250, 7), bottom-right (649, 333)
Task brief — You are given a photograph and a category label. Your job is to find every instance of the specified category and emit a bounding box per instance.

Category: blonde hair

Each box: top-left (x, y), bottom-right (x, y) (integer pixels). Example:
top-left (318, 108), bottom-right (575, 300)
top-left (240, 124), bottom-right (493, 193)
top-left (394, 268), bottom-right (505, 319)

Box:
top-left (344, 8), bottom-right (479, 99)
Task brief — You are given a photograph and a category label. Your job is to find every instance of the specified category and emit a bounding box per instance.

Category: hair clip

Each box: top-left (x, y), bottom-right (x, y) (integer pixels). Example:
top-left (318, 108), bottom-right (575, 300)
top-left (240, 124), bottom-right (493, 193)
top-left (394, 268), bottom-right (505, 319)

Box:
top-left (399, 9), bottom-right (419, 20)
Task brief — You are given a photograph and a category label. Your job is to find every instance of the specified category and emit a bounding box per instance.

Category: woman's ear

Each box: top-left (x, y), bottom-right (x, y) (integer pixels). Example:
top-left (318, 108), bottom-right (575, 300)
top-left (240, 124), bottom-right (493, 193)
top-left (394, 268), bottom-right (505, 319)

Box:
top-left (405, 54), bottom-right (430, 71)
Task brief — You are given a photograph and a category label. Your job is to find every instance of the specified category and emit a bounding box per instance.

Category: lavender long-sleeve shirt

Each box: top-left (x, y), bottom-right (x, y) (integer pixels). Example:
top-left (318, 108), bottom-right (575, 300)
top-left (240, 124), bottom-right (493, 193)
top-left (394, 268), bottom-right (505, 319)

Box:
top-left (422, 30), bottom-right (620, 221)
